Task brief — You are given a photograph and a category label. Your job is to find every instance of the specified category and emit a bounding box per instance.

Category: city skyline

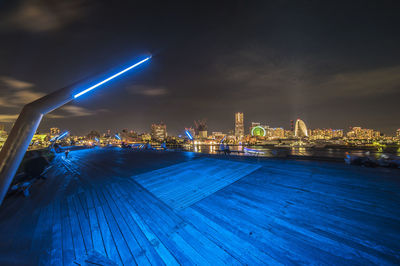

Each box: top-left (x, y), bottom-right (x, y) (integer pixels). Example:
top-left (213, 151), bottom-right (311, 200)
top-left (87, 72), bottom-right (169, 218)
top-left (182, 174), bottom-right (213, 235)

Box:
top-left (1, 1), bottom-right (400, 136)
top-left (1, 113), bottom-right (396, 138)
top-left (0, 111), bottom-right (398, 136)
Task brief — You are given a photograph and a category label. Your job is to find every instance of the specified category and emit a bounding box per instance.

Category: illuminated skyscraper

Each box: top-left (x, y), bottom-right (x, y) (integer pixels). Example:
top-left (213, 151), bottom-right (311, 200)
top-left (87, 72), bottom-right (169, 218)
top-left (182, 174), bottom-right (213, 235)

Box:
top-left (235, 112), bottom-right (244, 138)
top-left (294, 119), bottom-right (308, 137)
top-left (151, 123), bottom-right (167, 142)
top-left (50, 127), bottom-right (60, 136)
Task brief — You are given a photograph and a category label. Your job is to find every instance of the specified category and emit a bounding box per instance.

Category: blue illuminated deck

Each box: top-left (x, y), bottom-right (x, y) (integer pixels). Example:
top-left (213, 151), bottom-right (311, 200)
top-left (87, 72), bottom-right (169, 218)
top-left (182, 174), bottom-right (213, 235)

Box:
top-left (0, 148), bottom-right (399, 265)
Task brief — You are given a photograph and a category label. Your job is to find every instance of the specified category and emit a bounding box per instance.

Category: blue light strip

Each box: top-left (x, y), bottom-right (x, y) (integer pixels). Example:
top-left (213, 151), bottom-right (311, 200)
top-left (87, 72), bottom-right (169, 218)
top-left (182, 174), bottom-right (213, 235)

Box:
top-left (73, 56), bottom-right (151, 98)
top-left (115, 134), bottom-right (121, 140)
top-left (220, 136), bottom-right (226, 144)
top-left (185, 130), bottom-right (193, 140)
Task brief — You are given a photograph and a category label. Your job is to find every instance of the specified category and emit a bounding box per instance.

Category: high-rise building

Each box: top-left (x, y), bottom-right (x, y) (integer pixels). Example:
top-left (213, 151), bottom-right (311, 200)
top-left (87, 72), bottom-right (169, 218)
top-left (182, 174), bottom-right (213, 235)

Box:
top-left (151, 123), bottom-right (167, 142)
top-left (309, 128), bottom-right (344, 140)
top-left (294, 119), bottom-right (308, 137)
top-left (50, 127), bottom-right (60, 136)
top-left (347, 127), bottom-right (380, 139)
top-left (235, 112), bottom-right (244, 138)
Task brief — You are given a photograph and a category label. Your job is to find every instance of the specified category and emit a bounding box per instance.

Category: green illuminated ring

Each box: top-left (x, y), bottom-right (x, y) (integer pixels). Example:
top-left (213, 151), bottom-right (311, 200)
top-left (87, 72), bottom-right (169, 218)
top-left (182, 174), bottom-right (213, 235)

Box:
top-left (251, 126), bottom-right (266, 137)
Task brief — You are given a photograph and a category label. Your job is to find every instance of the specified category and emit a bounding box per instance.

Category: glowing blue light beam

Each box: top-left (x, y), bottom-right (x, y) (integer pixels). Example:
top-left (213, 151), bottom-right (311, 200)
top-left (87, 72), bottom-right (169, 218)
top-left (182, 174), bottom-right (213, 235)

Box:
top-left (73, 56), bottom-right (151, 98)
top-left (220, 136), bottom-right (226, 144)
top-left (185, 130), bottom-right (193, 140)
top-left (94, 137), bottom-right (99, 143)
top-left (115, 134), bottom-right (121, 140)
top-left (57, 131), bottom-right (69, 140)
top-left (50, 135), bottom-right (59, 142)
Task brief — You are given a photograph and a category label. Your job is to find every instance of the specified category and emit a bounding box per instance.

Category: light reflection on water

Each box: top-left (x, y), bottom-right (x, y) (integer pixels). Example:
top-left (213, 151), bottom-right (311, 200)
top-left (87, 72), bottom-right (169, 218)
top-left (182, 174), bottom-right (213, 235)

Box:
top-left (182, 144), bottom-right (400, 159)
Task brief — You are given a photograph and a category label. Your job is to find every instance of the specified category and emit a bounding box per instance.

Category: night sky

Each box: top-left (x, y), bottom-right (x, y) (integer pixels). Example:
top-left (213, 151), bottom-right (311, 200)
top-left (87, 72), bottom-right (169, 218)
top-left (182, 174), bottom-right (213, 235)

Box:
top-left (0, 0), bottom-right (399, 135)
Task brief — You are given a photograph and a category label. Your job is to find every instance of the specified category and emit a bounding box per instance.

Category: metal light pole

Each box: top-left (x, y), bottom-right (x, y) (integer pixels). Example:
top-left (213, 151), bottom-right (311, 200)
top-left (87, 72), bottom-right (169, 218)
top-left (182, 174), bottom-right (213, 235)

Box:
top-left (0, 56), bottom-right (151, 206)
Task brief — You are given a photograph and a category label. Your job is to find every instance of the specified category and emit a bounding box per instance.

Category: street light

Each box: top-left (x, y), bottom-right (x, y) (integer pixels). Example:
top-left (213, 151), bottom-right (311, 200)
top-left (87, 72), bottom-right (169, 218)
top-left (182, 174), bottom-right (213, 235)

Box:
top-left (0, 55), bottom-right (151, 206)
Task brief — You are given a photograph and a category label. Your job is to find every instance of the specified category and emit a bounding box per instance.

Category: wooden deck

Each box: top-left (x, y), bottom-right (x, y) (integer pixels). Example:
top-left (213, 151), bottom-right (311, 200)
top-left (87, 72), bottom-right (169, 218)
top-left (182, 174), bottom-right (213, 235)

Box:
top-left (134, 158), bottom-right (261, 210)
top-left (0, 147), bottom-right (400, 265)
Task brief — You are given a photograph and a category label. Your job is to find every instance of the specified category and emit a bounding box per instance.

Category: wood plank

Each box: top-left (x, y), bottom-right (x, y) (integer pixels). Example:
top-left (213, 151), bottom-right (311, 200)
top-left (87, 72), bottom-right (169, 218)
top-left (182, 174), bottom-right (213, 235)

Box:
top-left (175, 222), bottom-right (241, 265)
top-left (120, 179), bottom-right (241, 265)
top-left (99, 187), bottom-right (151, 265)
top-left (179, 207), bottom-right (278, 265)
top-left (216, 185), bottom-right (400, 263)
top-left (30, 206), bottom-right (47, 260)
top-left (93, 189), bottom-right (136, 265)
top-left (85, 189), bottom-right (107, 257)
top-left (60, 198), bottom-right (75, 266)
top-left (118, 181), bottom-right (200, 264)
top-left (110, 183), bottom-right (179, 266)
top-left (72, 194), bottom-right (93, 252)
top-left (50, 200), bottom-right (62, 265)
top-left (66, 196), bottom-right (86, 261)
top-left (195, 196), bottom-right (356, 265)
top-left (133, 158), bottom-right (260, 210)
top-left (34, 203), bottom-right (53, 265)
top-left (104, 184), bottom-right (168, 265)
top-left (231, 180), bottom-right (400, 242)
top-left (89, 189), bottom-right (122, 265)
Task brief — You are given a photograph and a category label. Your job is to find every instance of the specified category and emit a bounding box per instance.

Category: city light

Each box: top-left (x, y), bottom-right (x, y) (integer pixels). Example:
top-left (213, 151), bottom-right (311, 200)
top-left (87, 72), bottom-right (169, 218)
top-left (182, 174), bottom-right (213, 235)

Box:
top-left (244, 147), bottom-right (265, 154)
top-left (115, 134), bottom-right (121, 140)
top-left (73, 56), bottom-right (151, 98)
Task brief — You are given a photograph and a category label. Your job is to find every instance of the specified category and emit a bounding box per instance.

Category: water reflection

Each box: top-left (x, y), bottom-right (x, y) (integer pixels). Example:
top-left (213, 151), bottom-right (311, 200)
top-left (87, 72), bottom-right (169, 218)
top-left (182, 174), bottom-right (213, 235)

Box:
top-left (182, 144), bottom-right (400, 159)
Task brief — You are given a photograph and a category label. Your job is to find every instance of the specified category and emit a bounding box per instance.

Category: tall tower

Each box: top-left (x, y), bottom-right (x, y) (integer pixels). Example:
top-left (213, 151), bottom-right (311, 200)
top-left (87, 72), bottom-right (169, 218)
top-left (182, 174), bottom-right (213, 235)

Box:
top-left (235, 112), bottom-right (244, 138)
top-left (50, 127), bottom-right (60, 136)
top-left (151, 123), bottom-right (167, 142)
top-left (294, 119), bottom-right (308, 137)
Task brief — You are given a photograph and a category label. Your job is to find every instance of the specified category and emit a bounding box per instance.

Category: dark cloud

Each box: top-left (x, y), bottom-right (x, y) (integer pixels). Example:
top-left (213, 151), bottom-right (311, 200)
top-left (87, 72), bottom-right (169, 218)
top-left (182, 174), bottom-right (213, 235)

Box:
top-left (0, 76), bottom-right (43, 107)
top-left (0, 0), bottom-right (91, 33)
top-left (0, 1), bottom-right (399, 135)
top-left (0, 76), bottom-right (34, 89)
top-left (47, 105), bottom-right (103, 119)
top-left (127, 85), bottom-right (168, 97)
top-left (0, 76), bottom-right (100, 123)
